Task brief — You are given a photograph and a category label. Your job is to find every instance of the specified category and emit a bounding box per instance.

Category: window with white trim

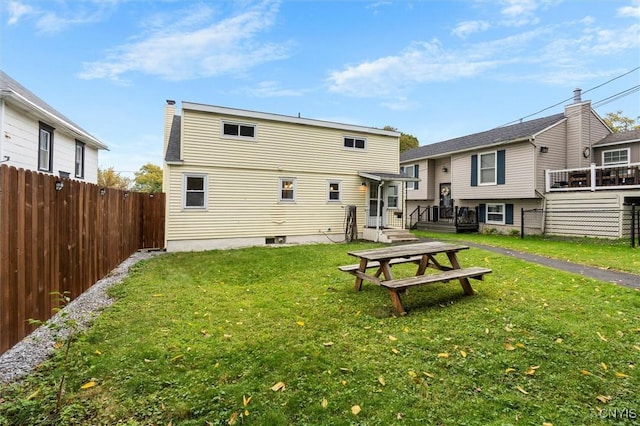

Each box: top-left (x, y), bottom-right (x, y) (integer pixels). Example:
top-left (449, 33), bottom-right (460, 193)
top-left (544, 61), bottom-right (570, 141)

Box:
top-left (401, 165), bottom-right (419, 189)
top-left (602, 148), bottom-right (629, 166)
top-left (222, 121), bottom-right (256, 139)
top-left (38, 122), bottom-right (54, 172)
top-left (387, 185), bottom-right (398, 208)
top-left (479, 152), bottom-right (496, 185)
top-left (327, 180), bottom-right (341, 202)
top-left (279, 178), bottom-right (296, 202)
top-left (343, 136), bottom-right (366, 150)
top-left (486, 203), bottom-right (505, 225)
top-left (183, 174), bottom-right (207, 209)
top-left (75, 141), bottom-right (85, 179)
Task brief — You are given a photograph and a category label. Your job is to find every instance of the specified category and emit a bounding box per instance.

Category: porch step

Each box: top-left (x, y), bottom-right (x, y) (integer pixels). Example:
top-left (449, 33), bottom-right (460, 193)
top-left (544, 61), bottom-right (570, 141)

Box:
top-left (382, 228), bottom-right (419, 243)
top-left (415, 221), bottom-right (457, 233)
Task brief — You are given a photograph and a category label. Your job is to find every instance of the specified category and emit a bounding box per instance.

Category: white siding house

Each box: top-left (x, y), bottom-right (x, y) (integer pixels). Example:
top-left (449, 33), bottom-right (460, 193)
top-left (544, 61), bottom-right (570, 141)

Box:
top-left (0, 70), bottom-right (107, 183)
top-left (163, 100), bottom-right (414, 251)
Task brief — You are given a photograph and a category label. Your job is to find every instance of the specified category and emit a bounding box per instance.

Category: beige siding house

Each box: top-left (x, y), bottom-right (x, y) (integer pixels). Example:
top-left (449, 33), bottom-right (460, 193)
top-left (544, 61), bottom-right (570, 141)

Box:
top-left (401, 89), bottom-right (640, 238)
top-left (163, 101), bottom-right (415, 251)
top-left (0, 70), bottom-right (107, 183)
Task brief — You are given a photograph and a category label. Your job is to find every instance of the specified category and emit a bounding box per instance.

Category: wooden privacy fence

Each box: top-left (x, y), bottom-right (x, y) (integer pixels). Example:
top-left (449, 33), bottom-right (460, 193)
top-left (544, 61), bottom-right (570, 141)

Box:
top-left (0, 165), bottom-right (165, 354)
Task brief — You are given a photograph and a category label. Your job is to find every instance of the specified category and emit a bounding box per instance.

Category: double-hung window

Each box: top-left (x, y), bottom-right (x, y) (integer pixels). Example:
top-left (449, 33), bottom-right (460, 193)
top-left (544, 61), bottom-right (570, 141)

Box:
top-left (183, 174), bottom-right (207, 209)
top-left (401, 164), bottom-right (419, 189)
top-left (38, 122), bottom-right (54, 172)
top-left (486, 203), bottom-right (505, 225)
top-left (343, 136), bottom-right (366, 150)
top-left (602, 148), bottom-right (629, 166)
top-left (327, 180), bottom-right (341, 202)
top-left (387, 185), bottom-right (398, 208)
top-left (279, 178), bottom-right (296, 202)
top-left (222, 121), bottom-right (256, 139)
top-left (75, 141), bottom-right (85, 179)
top-left (479, 152), bottom-right (496, 185)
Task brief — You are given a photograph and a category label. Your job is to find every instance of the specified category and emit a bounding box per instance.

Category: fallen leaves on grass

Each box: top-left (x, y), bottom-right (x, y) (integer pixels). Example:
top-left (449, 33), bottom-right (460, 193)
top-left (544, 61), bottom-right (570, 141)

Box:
top-left (271, 382), bottom-right (286, 392)
top-left (351, 405), bottom-right (361, 415)
top-left (321, 398), bottom-right (328, 409)
top-left (516, 386), bottom-right (529, 395)
top-left (504, 343), bottom-right (516, 351)
top-left (80, 381), bottom-right (97, 390)
top-left (596, 332), bottom-right (607, 342)
top-left (596, 395), bottom-right (612, 403)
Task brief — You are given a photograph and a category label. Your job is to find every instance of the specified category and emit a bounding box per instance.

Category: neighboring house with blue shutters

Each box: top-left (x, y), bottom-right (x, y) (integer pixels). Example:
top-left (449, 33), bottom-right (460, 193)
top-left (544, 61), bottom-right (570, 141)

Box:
top-left (0, 70), bottom-right (108, 183)
top-left (400, 89), bottom-right (640, 237)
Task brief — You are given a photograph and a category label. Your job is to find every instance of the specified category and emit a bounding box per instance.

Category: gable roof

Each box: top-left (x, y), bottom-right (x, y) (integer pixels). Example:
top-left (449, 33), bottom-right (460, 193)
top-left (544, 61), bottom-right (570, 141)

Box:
top-left (0, 70), bottom-right (107, 150)
top-left (400, 113), bottom-right (566, 162)
top-left (593, 128), bottom-right (640, 147)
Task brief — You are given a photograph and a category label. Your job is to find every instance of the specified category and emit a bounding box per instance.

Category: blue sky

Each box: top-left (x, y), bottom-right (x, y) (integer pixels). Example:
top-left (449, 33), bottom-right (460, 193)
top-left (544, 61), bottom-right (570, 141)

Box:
top-left (2, 0), bottom-right (639, 177)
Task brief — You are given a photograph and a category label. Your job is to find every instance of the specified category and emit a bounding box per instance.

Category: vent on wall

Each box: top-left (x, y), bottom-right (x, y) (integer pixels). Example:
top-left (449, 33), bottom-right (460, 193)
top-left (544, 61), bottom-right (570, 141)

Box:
top-left (265, 236), bottom-right (287, 244)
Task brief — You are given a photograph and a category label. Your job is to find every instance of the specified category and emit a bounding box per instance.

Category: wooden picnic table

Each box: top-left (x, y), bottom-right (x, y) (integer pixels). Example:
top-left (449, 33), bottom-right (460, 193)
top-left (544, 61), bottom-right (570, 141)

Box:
top-left (339, 241), bottom-right (491, 315)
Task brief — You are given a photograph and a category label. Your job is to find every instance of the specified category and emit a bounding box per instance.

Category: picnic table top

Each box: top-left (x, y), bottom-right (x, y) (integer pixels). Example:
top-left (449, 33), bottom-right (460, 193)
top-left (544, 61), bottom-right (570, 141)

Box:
top-left (347, 241), bottom-right (469, 261)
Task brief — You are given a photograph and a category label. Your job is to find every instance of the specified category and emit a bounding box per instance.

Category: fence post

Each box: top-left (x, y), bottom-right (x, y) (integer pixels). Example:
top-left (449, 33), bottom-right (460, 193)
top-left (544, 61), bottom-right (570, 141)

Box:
top-left (520, 208), bottom-right (524, 239)
top-left (632, 204), bottom-right (636, 248)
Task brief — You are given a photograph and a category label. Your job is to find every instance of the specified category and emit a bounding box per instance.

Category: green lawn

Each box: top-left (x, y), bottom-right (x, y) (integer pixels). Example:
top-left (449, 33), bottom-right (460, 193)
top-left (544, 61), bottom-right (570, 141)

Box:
top-left (1, 239), bottom-right (638, 425)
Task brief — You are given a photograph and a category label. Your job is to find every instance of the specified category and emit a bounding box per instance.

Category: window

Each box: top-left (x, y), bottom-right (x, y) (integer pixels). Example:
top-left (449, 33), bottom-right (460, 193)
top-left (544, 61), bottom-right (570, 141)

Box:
top-left (401, 164), bottom-right (419, 189)
top-left (343, 136), bottom-right (366, 150)
top-left (387, 185), bottom-right (398, 208)
top-left (479, 152), bottom-right (496, 185)
top-left (75, 141), bottom-right (85, 178)
top-left (279, 178), bottom-right (296, 202)
top-left (38, 122), bottom-right (54, 172)
top-left (183, 174), bottom-right (207, 209)
top-left (486, 203), bottom-right (505, 225)
top-left (222, 121), bottom-right (256, 139)
top-left (327, 180), bottom-right (341, 202)
top-left (602, 148), bottom-right (629, 166)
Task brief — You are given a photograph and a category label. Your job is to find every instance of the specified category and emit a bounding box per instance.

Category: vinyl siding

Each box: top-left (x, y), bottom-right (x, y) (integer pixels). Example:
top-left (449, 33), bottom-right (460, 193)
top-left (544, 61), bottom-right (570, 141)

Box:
top-left (1, 103), bottom-right (99, 183)
top-left (594, 142), bottom-right (640, 165)
top-left (534, 121), bottom-right (567, 190)
top-left (166, 108), bottom-right (399, 244)
top-left (452, 141), bottom-right (536, 200)
top-left (565, 103), bottom-right (610, 168)
top-left (181, 110), bottom-right (396, 174)
top-left (403, 160), bottom-right (429, 200)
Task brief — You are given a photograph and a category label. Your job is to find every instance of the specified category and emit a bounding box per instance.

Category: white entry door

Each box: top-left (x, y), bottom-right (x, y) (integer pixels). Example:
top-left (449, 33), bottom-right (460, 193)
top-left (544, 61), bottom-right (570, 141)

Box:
top-left (368, 184), bottom-right (386, 228)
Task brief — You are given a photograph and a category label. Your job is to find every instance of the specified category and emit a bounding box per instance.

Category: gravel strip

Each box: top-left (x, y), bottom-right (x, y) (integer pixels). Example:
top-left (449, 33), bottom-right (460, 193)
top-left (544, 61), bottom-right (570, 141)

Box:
top-left (0, 251), bottom-right (162, 385)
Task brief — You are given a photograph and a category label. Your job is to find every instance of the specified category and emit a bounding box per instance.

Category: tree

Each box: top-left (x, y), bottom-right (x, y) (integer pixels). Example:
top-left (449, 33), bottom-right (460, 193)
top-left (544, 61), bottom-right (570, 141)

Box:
top-left (98, 167), bottom-right (131, 190)
top-left (133, 163), bottom-right (163, 193)
top-left (384, 125), bottom-right (420, 152)
top-left (603, 111), bottom-right (640, 133)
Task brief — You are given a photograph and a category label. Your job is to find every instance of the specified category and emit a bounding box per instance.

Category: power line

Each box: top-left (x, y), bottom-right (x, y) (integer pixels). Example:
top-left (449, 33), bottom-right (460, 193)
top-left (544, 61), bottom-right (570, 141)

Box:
top-left (498, 66), bottom-right (640, 127)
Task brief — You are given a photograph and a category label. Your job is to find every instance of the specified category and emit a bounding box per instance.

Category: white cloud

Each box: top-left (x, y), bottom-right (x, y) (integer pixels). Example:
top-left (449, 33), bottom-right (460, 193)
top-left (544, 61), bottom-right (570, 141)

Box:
top-left (617, 0), bottom-right (640, 18)
top-left (328, 10), bottom-right (639, 101)
top-left (327, 39), bottom-right (504, 98)
top-left (5, 0), bottom-right (119, 33)
top-left (6, 1), bottom-right (35, 25)
top-left (245, 81), bottom-right (305, 97)
top-left (79, 1), bottom-right (290, 82)
top-left (451, 20), bottom-right (490, 38)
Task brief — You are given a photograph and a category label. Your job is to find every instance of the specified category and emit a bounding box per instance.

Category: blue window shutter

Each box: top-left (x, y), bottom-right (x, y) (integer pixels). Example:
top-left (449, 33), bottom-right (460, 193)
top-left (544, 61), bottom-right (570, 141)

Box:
top-left (506, 204), bottom-right (514, 225)
top-left (471, 155), bottom-right (478, 186)
top-left (478, 204), bottom-right (486, 222)
top-left (414, 164), bottom-right (419, 189)
top-left (497, 150), bottom-right (506, 185)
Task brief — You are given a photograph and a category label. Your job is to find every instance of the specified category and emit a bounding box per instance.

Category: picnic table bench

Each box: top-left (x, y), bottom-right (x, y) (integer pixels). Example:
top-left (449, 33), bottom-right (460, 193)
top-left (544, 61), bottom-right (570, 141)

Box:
top-left (339, 241), bottom-right (492, 315)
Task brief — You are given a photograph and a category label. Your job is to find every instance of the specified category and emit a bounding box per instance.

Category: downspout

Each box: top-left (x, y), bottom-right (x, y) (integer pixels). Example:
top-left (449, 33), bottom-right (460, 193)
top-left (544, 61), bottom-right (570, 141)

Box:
top-left (0, 99), bottom-right (4, 162)
top-left (376, 181), bottom-right (383, 242)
